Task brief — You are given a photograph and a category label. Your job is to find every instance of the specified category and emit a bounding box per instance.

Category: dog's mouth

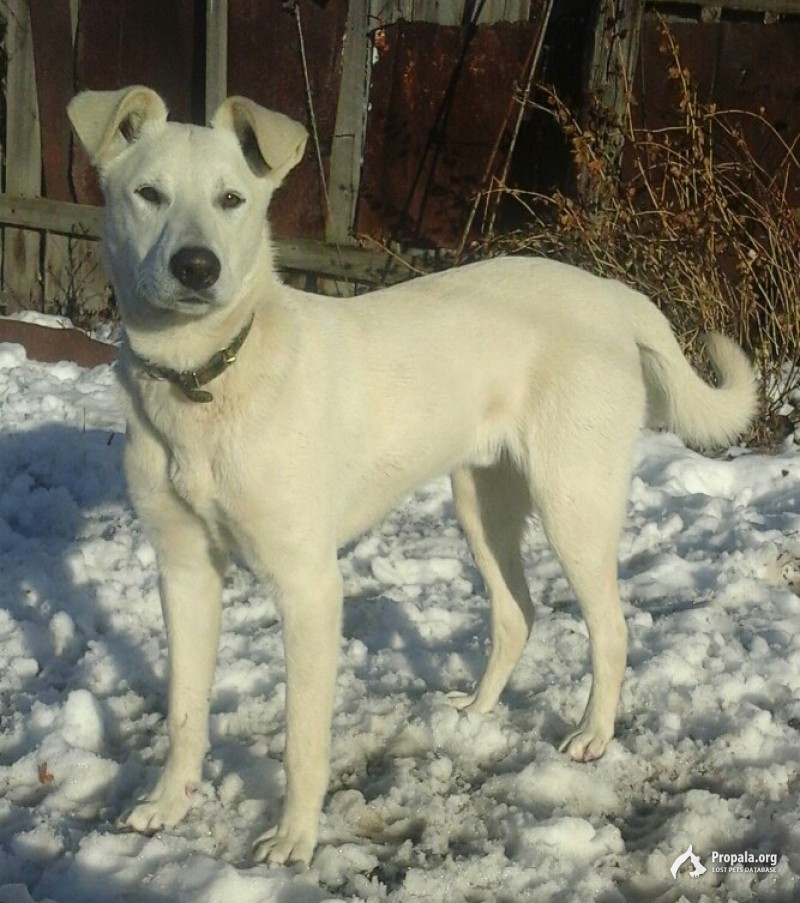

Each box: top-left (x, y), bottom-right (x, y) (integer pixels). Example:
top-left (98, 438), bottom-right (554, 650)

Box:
top-left (142, 291), bottom-right (220, 316)
top-left (172, 294), bottom-right (217, 312)
top-left (133, 270), bottom-right (220, 316)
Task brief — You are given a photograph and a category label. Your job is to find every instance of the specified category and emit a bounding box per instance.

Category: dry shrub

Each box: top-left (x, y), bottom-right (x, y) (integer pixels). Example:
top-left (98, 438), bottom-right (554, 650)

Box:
top-left (480, 22), bottom-right (800, 447)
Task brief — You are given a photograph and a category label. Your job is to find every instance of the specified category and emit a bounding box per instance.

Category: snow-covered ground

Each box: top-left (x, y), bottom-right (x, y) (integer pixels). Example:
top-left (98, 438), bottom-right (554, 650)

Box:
top-left (1, 327), bottom-right (799, 902)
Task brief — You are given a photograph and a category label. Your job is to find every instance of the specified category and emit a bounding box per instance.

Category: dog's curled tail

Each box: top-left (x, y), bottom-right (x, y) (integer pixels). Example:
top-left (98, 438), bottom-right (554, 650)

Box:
top-left (629, 293), bottom-right (758, 448)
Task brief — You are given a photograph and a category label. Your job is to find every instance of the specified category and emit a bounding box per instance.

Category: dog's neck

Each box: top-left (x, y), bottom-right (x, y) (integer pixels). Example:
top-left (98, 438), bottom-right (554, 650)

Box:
top-left (128, 313), bottom-right (255, 402)
top-left (121, 299), bottom-right (258, 371)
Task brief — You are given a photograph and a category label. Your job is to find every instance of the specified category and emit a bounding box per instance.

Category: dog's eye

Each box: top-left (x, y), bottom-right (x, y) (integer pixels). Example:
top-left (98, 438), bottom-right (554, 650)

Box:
top-left (219, 191), bottom-right (245, 210)
top-left (135, 185), bottom-right (165, 206)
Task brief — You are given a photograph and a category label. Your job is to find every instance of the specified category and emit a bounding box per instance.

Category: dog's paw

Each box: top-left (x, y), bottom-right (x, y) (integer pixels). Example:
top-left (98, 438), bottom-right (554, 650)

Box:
top-left (253, 821), bottom-right (317, 867)
top-left (446, 689), bottom-right (494, 714)
top-left (559, 724), bottom-right (612, 762)
top-left (119, 782), bottom-right (195, 834)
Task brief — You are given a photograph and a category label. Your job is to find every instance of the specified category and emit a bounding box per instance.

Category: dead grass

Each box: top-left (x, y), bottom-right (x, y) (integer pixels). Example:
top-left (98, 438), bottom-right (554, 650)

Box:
top-left (473, 22), bottom-right (800, 448)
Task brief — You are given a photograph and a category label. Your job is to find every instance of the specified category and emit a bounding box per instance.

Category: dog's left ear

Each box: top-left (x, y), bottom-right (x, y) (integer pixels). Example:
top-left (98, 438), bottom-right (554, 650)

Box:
top-left (212, 97), bottom-right (308, 184)
top-left (68, 86), bottom-right (168, 167)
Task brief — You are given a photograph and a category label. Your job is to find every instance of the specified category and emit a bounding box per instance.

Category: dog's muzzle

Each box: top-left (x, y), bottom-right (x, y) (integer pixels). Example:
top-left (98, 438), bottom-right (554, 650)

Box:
top-left (169, 246), bottom-right (221, 292)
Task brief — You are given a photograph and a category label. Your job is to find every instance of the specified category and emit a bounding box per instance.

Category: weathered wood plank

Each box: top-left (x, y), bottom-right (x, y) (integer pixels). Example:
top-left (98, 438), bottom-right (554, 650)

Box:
top-left (29, 0), bottom-right (77, 315)
top-left (326, 0), bottom-right (371, 245)
top-left (370, 1), bottom-right (532, 24)
top-left (0, 197), bottom-right (104, 237)
top-left (0, 196), bottom-right (428, 286)
top-left (583, 0), bottom-right (644, 201)
top-left (587, 0), bottom-right (644, 117)
top-left (275, 236), bottom-right (430, 285)
top-left (3, 0), bottom-right (43, 312)
top-left (650, 0), bottom-right (800, 12)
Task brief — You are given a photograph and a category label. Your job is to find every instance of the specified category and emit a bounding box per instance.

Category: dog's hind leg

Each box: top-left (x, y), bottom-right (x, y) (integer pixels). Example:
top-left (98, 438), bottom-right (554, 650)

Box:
top-left (448, 459), bottom-right (533, 713)
top-left (528, 415), bottom-right (635, 762)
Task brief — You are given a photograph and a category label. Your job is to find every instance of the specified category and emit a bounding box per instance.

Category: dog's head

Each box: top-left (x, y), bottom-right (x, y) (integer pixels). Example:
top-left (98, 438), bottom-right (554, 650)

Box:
top-left (68, 87), bottom-right (307, 320)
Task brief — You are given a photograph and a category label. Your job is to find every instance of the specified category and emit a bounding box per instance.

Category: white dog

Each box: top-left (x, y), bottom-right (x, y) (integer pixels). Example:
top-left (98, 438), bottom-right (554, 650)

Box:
top-left (68, 86), bottom-right (757, 865)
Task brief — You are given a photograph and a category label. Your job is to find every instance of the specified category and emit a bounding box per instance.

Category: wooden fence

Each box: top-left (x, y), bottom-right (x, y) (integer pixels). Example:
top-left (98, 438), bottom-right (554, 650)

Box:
top-left (1, 0), bottom-right (798, 322)
top-left (0, 0), bottom-right (420, 319)
top-left (0, 0), bottom-right (550, 321)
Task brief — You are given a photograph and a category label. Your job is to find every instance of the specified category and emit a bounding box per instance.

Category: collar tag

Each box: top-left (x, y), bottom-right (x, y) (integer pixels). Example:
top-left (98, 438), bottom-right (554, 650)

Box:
top-left (178, 373), bottom-right (214, 403)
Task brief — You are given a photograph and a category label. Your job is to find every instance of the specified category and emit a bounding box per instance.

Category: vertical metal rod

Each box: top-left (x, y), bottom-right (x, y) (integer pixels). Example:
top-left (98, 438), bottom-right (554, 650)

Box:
top-left (205, 0), bottom-right (228, 123)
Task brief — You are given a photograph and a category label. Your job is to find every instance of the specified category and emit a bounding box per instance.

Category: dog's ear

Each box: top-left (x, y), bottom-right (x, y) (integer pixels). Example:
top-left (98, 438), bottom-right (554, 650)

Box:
top-left (68, 86), bottom-right (168, 167)
top-left (212, 97), bottom-right (308, 184)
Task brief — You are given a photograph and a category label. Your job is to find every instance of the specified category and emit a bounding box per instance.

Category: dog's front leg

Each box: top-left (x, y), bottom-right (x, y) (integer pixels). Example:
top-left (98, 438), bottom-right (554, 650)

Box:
top-left (253, 560), bottom-right (343, 866)
top-left (121, 450), bottom-right (226, 833)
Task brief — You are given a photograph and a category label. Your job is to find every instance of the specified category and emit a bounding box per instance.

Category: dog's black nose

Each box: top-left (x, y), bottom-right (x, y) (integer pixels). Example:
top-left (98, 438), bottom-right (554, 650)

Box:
top-left (169, 246), bottom-right (221, 291)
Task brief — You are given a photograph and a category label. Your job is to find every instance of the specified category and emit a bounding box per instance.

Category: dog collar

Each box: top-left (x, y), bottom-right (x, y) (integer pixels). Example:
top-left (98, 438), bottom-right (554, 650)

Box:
top-left (133, 315), bottom-right (254, 403)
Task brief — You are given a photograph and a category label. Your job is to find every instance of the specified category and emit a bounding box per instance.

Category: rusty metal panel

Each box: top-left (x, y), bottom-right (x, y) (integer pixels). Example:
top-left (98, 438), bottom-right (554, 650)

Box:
top-left (358, 20), bottom-right (544, 248)
top-left (634, 17), bottom-right (800, 205)
top-left (228, 0), bottom-right (349, 240)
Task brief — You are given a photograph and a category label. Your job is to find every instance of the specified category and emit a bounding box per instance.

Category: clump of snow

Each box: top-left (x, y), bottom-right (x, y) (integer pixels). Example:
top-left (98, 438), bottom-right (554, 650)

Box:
top-left (2, 318), bottom-right (800, 901)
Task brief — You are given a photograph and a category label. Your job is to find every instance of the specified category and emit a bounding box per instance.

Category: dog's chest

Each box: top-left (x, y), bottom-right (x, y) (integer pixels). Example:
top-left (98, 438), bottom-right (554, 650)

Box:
top-left (147, 393), bottom-right (237, 518)
top-left (168, 446), bottom-right (214, 507)
top-left (167, 438), bottom-right (248, 551)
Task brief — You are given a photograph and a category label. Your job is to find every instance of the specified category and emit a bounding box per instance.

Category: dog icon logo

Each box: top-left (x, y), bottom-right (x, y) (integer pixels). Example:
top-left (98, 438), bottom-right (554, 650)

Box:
top-left (670, 844), bottom-right (707, 879)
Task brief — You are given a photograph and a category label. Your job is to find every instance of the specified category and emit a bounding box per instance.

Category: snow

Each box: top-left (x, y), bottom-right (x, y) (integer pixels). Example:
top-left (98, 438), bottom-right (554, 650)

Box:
top-left (1, 328), bottom-right (800, 902)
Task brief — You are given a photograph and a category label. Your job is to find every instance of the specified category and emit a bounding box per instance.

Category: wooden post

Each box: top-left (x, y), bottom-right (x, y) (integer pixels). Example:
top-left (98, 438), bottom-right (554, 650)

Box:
top-left (205, 0), bottom-right (228, 123)
top-left (582, 0), bottom-right (644, 200)
top-left (326, 0), bottom-right (371, 246)
top-left (3, 0), bottom-right (43, 312)
top-left (587, 0), bottom-right (644, 113)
